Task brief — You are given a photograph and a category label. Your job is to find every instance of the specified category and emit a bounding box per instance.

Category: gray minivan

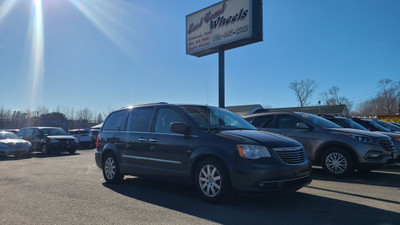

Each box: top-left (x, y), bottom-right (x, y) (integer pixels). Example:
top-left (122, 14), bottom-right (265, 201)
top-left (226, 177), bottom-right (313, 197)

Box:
top-left (95, 103), bottom-right (312, 203)
top-left (244, 112), bottom-right (398, 177)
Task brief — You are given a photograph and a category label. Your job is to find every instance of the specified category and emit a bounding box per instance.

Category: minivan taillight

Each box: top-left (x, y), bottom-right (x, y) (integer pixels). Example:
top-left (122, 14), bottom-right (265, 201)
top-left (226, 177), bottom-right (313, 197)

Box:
top-left (96, 134), bottom-right (100, 149)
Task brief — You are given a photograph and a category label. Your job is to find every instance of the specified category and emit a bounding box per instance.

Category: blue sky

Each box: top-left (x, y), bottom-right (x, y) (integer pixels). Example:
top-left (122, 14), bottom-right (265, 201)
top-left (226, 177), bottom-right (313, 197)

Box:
top-left (0, 0), bottom-right (399, 115)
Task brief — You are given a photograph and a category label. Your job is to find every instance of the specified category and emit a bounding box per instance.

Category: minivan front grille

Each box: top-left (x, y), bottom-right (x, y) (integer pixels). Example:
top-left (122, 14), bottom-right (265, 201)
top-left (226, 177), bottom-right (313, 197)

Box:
top-left (273, 147), bottom-right (307, 165)
top-left (379, 139), bottom-right (395, 151)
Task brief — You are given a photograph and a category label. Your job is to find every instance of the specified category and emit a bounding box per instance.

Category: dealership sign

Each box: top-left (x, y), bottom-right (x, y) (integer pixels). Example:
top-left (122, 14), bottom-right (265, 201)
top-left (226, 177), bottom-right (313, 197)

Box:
top-left (186, 0), bottom-right (262, 57)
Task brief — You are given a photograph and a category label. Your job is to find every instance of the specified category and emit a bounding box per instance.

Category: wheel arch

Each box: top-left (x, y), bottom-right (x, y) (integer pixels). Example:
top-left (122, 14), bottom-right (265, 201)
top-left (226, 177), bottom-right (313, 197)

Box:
top-left (314, 142), bottom-right (359, 167)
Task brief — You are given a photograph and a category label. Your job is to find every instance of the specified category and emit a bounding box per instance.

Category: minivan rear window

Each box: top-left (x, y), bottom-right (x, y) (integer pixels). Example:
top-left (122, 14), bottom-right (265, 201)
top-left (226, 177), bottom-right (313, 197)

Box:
top-left (103, 110), bottom-right (129, 131)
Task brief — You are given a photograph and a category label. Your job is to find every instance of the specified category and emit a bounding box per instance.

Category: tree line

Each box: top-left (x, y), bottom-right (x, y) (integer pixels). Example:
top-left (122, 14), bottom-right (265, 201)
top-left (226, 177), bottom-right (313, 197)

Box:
top-left (289, 78), bottom-right (400, 116)
top-left (0, 107), bottom-right (110, 130)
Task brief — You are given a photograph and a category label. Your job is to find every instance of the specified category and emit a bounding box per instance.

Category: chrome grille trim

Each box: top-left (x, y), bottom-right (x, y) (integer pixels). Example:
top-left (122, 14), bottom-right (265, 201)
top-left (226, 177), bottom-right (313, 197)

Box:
top-left (272, 146), bottom-right (308, 165)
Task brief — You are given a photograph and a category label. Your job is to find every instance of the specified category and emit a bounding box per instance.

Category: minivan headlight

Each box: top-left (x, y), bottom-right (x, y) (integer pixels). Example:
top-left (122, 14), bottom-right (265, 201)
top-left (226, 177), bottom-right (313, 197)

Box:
top-left (346, 135), bottom-right (375, 144)
top-left (236, 145), bottom-right (271, 159)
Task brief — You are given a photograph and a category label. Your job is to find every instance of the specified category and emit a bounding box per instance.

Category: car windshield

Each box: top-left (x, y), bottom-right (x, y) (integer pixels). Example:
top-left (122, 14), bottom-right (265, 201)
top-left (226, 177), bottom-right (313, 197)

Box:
top-left (367, 120), bottom-right (391, 132)
top-left (338, 118), bottom-right (368, 130)
top-left (41, 128), bottom-right (68, 136)
top-left (0, 132), bottom-right (20, 140)
top-left (296, 113), bottom-right (342, 129)
top-left (376, 120), bottom-right (400, 131)
top-left (179, 105), bottom-right (256, 131)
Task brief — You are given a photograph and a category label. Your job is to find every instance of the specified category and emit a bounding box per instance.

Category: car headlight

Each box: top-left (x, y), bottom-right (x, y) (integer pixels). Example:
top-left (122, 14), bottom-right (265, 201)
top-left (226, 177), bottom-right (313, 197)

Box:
top-left (346, 134), bottom-right (375, 144)
top-left (49, 139), bottom-right (59, 144)
top-left (236, 144), bottom-right (271, 159)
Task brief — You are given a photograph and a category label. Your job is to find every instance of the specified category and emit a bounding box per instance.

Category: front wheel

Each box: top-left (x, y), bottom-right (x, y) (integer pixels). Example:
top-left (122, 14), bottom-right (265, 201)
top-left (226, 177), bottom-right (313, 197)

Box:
top-left (194, 158), bottom-right (232, 203)
top-left (102, 153), bottom-right (124, 184)
top-left (321, 148), bottom-right (354, 178)
top-left (41, 145), bottom-right (50, 155)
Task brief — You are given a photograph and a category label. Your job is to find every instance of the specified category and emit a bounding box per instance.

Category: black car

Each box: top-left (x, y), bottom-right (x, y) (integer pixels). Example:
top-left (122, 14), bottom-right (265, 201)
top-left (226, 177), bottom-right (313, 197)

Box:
top-left (351, 118), bottom-right (392, 133)
top-left (95, 103), bottom-right (312, 203)
top-left (17, 127), bottom-right (78, 154)
top-left (374, 120), bottom-right (400, 133)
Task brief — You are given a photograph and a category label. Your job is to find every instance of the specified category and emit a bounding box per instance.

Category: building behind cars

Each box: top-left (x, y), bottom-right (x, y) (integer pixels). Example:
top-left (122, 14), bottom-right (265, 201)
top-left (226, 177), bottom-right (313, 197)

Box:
top-left (95, 103), bottom-right (312, 203)
top-left (244, 112), bottom-right (398, 177)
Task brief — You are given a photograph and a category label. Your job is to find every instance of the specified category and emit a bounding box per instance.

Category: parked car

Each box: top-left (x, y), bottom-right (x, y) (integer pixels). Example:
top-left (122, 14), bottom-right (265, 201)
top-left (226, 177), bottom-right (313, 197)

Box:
top-left (351, 118), bottom-right (391, 133)
top-left (95, 103), bottom-right (312, 203)
top-left (0, 131), bottom-right (32, 157)
top-left (322, 116), bottom-right (400, 150)
top-left (243, 112), bottom-right (398, 177)
top-left (89, 123), bottom-right (102, 148)
top-left (374, 120), bottom-right (400, 133)
top-left (17, 127), bottom-right (78, 154)
top-left (3, 129), bottom-right (20, 134)
top-left (68, 129), bottom-right (92, 148)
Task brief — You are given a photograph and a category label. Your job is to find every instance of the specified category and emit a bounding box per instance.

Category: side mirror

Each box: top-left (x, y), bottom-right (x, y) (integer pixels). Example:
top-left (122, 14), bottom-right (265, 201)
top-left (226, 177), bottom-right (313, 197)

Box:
top-left (297, 122), bottom-right (311, 130)
top-left (170, 122), bottom-right (190, 135)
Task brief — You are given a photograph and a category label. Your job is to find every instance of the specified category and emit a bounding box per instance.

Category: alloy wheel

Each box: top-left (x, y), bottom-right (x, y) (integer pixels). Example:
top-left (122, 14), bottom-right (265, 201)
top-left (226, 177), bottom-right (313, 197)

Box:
top-left (104, 157), bottom-right (116, 180)
top-left (325, 152), bottom-right (347, 174)
top-left (198, 164), bottom-right (222, 197)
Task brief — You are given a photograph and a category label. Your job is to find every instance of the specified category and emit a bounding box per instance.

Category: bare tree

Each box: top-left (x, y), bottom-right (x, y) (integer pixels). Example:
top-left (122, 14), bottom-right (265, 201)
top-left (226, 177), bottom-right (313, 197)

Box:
top-left (378, 79), bottom-right (400, 114)
top-left (320, 86), bottom-right (353, 112)
top-left (77, 108), bottom-right (93, 121)
top-left (289, 79), bottom-right (318, 107)
top-left (96, 113), bottom-right (103, 123)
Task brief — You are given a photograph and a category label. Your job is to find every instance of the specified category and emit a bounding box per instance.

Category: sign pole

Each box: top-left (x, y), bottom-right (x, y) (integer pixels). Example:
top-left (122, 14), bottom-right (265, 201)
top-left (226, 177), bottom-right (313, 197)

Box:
top-left (218, 49), bottom-right (225, 108)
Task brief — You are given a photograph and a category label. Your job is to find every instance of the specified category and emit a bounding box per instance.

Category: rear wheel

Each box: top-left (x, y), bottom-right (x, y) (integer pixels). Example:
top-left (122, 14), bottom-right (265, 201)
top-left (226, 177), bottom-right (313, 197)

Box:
top-left (321, 148), bottom-right (354, 177)
top-left (194, 157), bottom-right (232, 203)
top-left (102, 153), bottom-right (124, 184)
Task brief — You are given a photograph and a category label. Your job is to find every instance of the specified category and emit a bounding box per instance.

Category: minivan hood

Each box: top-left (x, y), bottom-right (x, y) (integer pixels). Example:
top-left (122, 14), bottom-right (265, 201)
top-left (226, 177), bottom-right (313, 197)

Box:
top-left (328, 128), bottom-right (389, 138)
top-left (47, 135), bottom-right (76, 140)
top-left (217, 130), bottom-right (301, 148)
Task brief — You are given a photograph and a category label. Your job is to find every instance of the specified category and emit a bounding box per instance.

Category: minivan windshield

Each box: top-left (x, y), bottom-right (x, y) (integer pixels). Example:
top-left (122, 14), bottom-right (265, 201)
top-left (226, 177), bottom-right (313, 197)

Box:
top-left (179, 106), bottom-right (256, 131)
top-left (41, 128), bottom-right (68, 136)
top-left (296, 113), bottom-right (342, 129)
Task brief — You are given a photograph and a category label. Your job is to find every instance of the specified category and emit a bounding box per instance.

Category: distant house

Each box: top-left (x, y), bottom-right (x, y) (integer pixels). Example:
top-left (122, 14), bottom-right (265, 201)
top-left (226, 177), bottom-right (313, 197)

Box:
top-left (225, 104), bottom-right (264, 116)
top-left (226, 104), bottom-right (348, 116)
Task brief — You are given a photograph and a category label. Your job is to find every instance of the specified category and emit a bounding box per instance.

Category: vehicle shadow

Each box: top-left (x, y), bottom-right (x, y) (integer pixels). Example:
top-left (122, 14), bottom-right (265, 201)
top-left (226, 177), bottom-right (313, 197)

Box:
top-left (30, 152), bottom-right (81, 158)
top-left (312, 166), bottom-right (400, 189)
top-left (103, 177), bottom-right (400, 225)
top-left (0, 155), bottom-right (32, 161)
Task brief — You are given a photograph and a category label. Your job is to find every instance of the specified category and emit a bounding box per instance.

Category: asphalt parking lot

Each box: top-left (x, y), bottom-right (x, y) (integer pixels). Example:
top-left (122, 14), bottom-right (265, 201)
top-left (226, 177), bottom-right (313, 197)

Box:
top-left (0, 149), bottom-right (399, 225)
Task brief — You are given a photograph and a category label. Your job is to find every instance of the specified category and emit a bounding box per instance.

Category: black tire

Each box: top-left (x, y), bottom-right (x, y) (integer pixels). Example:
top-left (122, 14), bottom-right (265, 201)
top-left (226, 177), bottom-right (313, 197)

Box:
top-left (102, 153), bottom-right (124, 184)
top-left (41, 145), bottom-right (50, 155)
top-left (68, 149), bottom-right (76, 155)
top-left (194, 157), bottom-right (232, 203)
top-left (321, 148), bottom-right (355, 178)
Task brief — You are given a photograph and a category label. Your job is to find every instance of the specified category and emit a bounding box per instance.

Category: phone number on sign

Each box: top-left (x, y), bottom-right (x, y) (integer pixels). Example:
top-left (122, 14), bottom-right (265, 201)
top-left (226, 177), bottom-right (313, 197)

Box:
top-left (213, 25), bottom-right (249, 41)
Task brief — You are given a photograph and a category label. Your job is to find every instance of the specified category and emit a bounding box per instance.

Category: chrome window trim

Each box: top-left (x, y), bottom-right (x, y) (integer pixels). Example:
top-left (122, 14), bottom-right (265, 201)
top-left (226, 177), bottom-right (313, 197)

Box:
top-left (121, 154), bottom-right (182, 165)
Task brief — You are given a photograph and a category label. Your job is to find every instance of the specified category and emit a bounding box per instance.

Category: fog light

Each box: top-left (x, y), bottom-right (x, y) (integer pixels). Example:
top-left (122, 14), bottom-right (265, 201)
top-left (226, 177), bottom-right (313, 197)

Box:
top-left (365, 151), bottom-right (383, 160)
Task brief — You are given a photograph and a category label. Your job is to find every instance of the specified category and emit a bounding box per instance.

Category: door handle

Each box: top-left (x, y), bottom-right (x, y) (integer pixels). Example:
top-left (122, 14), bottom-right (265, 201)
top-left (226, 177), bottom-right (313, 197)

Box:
top-left (149, 138), bottom-right (158, 143)
top-left (138, 138), bottom-right (146, 142)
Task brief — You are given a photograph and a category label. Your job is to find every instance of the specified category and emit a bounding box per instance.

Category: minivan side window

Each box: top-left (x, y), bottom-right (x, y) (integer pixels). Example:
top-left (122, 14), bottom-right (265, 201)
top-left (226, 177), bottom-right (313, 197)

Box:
top-left (24, 129), bottom-right (34, 138)
top-left (126, 107), bottom-right (154, 132)
top-left (154, 108), bottom-right (186, 134)
top-left (277, 115), bottom-right (303, 129)
top-left (103, 110), bottom-right (129, 131)
top-left (251, 116), bottom-right (271, 128)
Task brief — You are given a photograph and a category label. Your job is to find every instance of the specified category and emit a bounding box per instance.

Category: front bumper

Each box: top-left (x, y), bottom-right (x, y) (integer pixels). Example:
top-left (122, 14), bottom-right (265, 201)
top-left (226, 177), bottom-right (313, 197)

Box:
top-left (0, 147), bottom-right (31, 156)
top-left (48, 142), bottom-right (78, 152)
top-left (230, 160), bottom-right (312, 192)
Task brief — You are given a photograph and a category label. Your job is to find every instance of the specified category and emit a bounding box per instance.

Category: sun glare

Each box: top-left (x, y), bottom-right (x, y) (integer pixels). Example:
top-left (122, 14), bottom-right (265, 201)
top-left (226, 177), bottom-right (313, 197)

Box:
top-left (29, 0), bottom-right (45, 109)
top-left (0, 0), bottom-right (17, 22)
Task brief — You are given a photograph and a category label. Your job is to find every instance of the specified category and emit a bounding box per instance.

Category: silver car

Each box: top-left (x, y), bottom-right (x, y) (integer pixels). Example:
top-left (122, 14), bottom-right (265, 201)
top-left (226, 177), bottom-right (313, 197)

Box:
top-left (244, 112), bottom-right (399, 177)
top-left (0, 131), bottom-right (32, 157)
